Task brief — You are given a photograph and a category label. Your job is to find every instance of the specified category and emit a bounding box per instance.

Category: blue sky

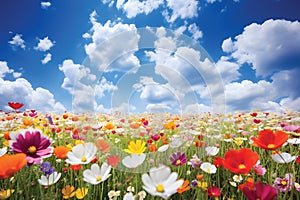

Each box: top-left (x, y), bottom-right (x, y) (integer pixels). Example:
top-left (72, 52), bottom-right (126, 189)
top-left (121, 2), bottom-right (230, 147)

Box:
top-left (0, 0), bottom-right (300, 114)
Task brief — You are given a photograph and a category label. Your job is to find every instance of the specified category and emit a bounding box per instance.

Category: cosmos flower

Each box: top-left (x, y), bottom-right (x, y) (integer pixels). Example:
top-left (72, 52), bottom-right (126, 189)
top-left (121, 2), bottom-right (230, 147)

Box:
top-left (207, 186), bottom-right (221, 197)
top-left (273, 173), bottom-right (294, 192)
top-left (251, 129), bottom-right (288, 150)
top-left (142, 165), bottom-right (184, 199)
top-left (106, 155), bottom-right (120, 167)
top-left (200, 162), bottom-right (217, 174)
top-left (10, 129), bottom-right (53, 165)
top-left (188, 154), bottom-right (202, 168)
top-left (124, 140), bottom-right (146, 154)
top-left (205, 146), bottom-right (219, 156)
top-left (169, 152), bottom-right (187, 166)
top-left (122, 154), bottom-right (146, 168)
top-left (222, 148), bottom-right (259, 174)
top-left (83, 163), bottom-right (111, 185)
top-left (271, 152), bottom-right (296, 163)
top-left (66, 142), bottom-right (97, 165)
top-left (38, 171), bottom-right (61, 186)
top-left (243, 181), bottom-right (278, 200)
top-left (61, 185), bottom-right (76, 199)
top-left (0, 153), bottom-right (27, 179)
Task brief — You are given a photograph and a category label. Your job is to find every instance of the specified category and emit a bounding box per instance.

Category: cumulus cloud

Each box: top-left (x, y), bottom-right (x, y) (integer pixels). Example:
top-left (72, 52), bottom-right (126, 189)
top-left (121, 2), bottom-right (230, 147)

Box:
top-left (34, 37), bottom-right (55, 51)
top-left (41, 2), bottom-right (51, 9)
top-left (188, 23), bottom-right (203, 40)
top-left (84, 11), bottom-right (140, 72)
top-left (116, 0), bottom-right (164, 18)
top-left (41, 53), bottom-right (52, 64)
top-left (8, 34), bottom-right (25, 49)
top-left (222, 19), bottom-right (300, 77)
top-left (164, 0), bottom-right (198, 23)
top-left (0, 61), bottom-right (22, 78)
top-left (94, 77), bottom-right (118, 98)
top-left (0, 78), bottom-right (65, 113)
top-left (215, 56), bottom-right (240, 84)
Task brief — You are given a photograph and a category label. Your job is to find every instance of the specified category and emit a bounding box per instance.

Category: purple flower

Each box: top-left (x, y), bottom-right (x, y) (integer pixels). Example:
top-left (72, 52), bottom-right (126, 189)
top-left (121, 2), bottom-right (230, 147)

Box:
top-left (40, 162), bottom-right (55, 175)
top-left (253, 162), bottom-right (266, 175)
top-left (10, 129), bottom-right (53, 165)
top-left (273, 173), bottom-right (294, 192)
top-left (189, 154), bottom-right (202, 168)
top-left (191, 180), bottom-right (198, 187)
top-left (283, 125), bottom-right (300, 132)
top-left (169, 152), bottom-right (187, 166)
top-left (242, 181), bottom-right (278, 200)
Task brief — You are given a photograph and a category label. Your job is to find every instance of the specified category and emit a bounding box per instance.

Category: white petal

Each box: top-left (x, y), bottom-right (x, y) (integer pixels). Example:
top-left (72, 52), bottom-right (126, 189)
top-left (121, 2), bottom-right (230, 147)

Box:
top-left (149, 165), bottom-right (170, 185)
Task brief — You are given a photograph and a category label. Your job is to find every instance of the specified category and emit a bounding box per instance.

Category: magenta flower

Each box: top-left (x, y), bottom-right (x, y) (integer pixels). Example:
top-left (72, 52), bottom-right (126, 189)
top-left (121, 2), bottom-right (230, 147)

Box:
top-left (242, 181), bottom-right (278, 200)
top-left (273, 173), bottom-right (294, 192)
top-left (169, 152), bottom-right (187, 166)
top-left (10, 129), bottom-right (53, 165)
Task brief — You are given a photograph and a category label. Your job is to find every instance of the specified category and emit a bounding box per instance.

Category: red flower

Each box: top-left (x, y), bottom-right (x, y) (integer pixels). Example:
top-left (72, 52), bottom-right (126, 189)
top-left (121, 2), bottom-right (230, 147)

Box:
top-left (213, 156), bottom-right (223, 168)
top-left (223, 148), bottom-right (259, 174)
top-left (106, 155), bottom-right (120, 167)
top-left (242, 181), bottom-right (278, 200)
top-left (251, 129), bottom-right (288, 150)
top-left (70, 164), bottom-right (82, 171)
top-left (296, 156), bottom-right (300, 165)
top-left (207, 186), bottom-right (221, 197)
top-left (238, 177), bottom-right (255, 191)
top-left (8, 102), bottom-right (24, 110)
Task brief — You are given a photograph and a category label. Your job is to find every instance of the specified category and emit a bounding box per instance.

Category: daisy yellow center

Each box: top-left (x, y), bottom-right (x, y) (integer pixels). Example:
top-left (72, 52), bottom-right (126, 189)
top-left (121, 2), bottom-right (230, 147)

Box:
top-left (238, 164), bottom-right (246, 169)
top-left (206, 168), bottom-right (211, 173)
top-left (281, 180), bottom-right (287, 186)
top-left (176, 160), bottom-right (181, 165)
top-left (96, 175), bottom-right (102, 182)
top-left (156, 184), bottom-right (165, 193)
top-left (81, 156), bottom-right (87, 162)
top-left (28, 146), bottom-right (37, 153)
top-left (267, 144), bottom-right (275, 149)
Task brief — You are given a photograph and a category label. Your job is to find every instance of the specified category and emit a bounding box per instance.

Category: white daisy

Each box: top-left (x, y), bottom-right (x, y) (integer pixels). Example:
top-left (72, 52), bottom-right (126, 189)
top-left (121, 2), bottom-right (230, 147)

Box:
top-left (83, 163), bottom-right (111, 185)
top-left (66, 142), bottom-right (97, 165)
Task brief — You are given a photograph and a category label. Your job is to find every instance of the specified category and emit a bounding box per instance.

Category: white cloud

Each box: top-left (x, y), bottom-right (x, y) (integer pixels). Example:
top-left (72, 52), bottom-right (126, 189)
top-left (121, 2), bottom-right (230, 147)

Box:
top-left (0, 61), bottom-right (13, 78)
top-left (112, 102), bottom-right (136, 113)
top-left (41, 53), bottom-right (52, 64)
top-left (34, 37), bottom-right (54, 51)
top-left (188, 23), bottom-right (203, 40)
top-left (164, 0), bottom-right (198, 23)
top-left (116, 0), bottom-right (164, 18)
top-left (0, 61), bottom-right (22, 79)
top-left (84, 12), bottom-right (140, 72)
top-left (94, 77), bottom-right (118, 98)
top-left (223, 19), bottom-right (300, 77)
top-left (0, 77), bottom-right (65, 113)
top-left (215, 56), bottom-right (240, 84)
top-left (8, 34), bottom-right (25, 49)
top-left (41, 2), bottom-right (51, 9)
top-left (183, 103), bottom-right (212, 113)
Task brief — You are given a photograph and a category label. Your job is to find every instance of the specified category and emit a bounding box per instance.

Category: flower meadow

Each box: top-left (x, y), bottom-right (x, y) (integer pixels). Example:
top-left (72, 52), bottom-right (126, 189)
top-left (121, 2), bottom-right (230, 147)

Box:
top-left (1, 102), bottom-right (300, 199)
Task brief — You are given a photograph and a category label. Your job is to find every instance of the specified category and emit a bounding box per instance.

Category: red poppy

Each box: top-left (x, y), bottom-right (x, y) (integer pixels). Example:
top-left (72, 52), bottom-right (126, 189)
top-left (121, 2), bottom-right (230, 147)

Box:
top-left (296, 156), bottom-right (300, 165)
top-left (223, 148), bottom-right (259, 174)
top-left (70, 164), bottom-right (82, 171)
top-left (97, 139), bottom-right (110, 152)
top-left (8, 102), bottom-right (24, 110)
top-left (53, 146), bottom-right (70, 159)
top-left (207, 186), bottom-right (221, 197)
top-left (251, 129), bottom-right (288, 150)
top-left (106, 155), bottom-right (120, 167)
top-left (0, 153), bottom-right (28, 179)
top-left (213, 156), bottom-right (223, 168)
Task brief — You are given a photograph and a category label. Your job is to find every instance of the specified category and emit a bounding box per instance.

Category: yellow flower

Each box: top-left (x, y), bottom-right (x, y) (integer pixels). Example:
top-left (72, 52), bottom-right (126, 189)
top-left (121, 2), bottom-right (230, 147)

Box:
top-left (197, 181), bottom-right (208, 190)
top-left (75, 140), bottom-right (85, 145)
top-left (75, 188), bottom-right (88, 199)
top-left (62, 185), bottom-right (75, 199)
top-left (124, 140), bottom-right (146, 154)
top-left (0, 189), bottom-right (15, 199)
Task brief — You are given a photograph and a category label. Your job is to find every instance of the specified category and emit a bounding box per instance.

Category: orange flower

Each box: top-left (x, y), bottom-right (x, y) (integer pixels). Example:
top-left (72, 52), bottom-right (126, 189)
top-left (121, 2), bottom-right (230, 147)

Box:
top-left (0, 153), bottom-right (27, 179)
top-left (54, 146), bottom-right (70, 159)
top-left (104, 122), bottom-right (114, 130)
top-left (177, 179), bottom-right (190, 194)
top-left (130, 122), bottom-right (142, 129)
top-left (3, 132), bottom-right (10, 140)
top-left (106, 155), bottom-right (120, 167)
top-left (70, 164), bottom-right (81, 171)
top-left (163, 121), bottom-right (176, 130)
top-left (238, 177), bottom-right (255, 191)
top-left (223, 148), bottom-right (259, 174)
top-left (22, 118), bottom-right (33, 126)
top-left (97, 139), bottom-right (110, 152)
top-left (148, 144), bottom-right (157, 152)
top-left (251, 129), bottom-right (288, 150)
top-left (62, 185), bottom-right (76, 199)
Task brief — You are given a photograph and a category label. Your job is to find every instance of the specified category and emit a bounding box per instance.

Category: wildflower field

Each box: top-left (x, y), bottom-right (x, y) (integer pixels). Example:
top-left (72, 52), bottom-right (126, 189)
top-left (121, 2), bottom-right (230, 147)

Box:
top-left (1, 102), bottom-right (300, 199)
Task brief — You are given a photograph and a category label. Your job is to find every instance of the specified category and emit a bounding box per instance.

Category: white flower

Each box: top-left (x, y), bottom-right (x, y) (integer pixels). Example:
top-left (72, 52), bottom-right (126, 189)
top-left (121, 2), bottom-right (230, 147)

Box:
top-left (229, 181), bottom-right (237, 187)
top-left (272, 152), bottom-right (296, 163)
top-left (123, 192), bottom-right (134, 200)
top-left (205, 146), bottom-right (219, 156)
top-left (138, 191), bottom-right (146, 199)
top-left (122, 154), bottom-right (146, 168)
top-left (142, 165), bottom-right (183, 199)
top-left (66, 142), bottom-right (97, 165)
top-left (38, 172), bottom-right (61, 186)
top-left (287, 138), bottom-right (300, 145)
top-left (170, 138), bottom-right (182, 148)
top-left (233, 175), bottom-right (243, 183)
top-left (127, 186), bottom-right (135, 192)
top-left (108, 190), bottom-right (116, 199)
top-left (83, 163), bottom-right (111, 185)
top-left (157, 144), bottom-right (169, 152)
top-left (0, 147), bottom-right (7, 157)
top-left (200, 162), bottom-right (217, 174)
